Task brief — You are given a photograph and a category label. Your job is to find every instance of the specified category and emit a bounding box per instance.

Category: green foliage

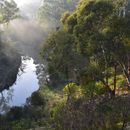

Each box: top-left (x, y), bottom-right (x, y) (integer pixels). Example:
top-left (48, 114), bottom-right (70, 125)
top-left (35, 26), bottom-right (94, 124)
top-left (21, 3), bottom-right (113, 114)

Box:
top-left (6, 107), bottom-right (23, 120)
top-left (50, 102), bottom-right (65, 121)
top-left (82, 82), bottom-right (99, 97)
top-left (41, 29), bottom-right (86, 88)
top-left (0, 0), bottom-right (18, 48)
top-left (55, 95), bottom-right (130, 130)
top-left (30, 91), bottom-right (46, 107)
top-left (2, 0), bottom-right (130, 130)
top-left (11, 119), bottom-right (32, 130)
top-left (41, 0), bottom-right (130, 97)
top-left (63, 83), bottom-right (81, 97)
top-left (40, 0), bottom-right (130, 129)
top-left (0, 0), bottom-right (18, 24)
top-left (37, 0), bottom-right (78, 26)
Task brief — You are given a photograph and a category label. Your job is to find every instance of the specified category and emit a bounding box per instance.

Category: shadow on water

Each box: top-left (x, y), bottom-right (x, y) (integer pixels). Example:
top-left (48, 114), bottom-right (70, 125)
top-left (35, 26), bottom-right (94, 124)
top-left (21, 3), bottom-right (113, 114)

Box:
top-left (0, 55), bottom-right (39, 113)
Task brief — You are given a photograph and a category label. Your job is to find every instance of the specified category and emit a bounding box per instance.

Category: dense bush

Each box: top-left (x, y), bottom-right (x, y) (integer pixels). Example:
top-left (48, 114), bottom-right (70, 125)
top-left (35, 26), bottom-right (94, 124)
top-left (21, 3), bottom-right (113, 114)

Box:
top-left (30, 91), bottom-right (46, 107)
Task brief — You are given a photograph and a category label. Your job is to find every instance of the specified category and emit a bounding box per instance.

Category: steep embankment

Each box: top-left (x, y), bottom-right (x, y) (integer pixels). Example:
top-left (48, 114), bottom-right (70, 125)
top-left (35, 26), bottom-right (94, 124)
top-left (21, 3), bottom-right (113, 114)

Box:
top-left (0, 43), bottom-right (21, 92)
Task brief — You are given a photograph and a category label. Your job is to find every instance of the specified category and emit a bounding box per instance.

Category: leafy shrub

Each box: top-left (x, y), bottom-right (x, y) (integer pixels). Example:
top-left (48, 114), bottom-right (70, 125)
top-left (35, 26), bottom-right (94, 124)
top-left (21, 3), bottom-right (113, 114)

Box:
top-left (30, 91), bottom-right (46, 107)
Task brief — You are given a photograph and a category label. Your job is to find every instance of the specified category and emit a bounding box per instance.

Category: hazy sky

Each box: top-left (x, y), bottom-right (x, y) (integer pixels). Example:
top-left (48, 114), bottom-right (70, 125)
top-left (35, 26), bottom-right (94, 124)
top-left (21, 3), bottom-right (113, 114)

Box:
top-left (14, 0), bottom-right (42, 7)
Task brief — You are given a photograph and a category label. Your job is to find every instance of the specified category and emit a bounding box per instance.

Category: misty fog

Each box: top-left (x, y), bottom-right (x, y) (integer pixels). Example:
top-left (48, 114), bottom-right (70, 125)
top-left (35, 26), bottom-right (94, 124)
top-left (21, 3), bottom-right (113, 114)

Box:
top-left (1, 0), bottom-right (49, 63)
top-left (0, 0), bottom-right (47, 111)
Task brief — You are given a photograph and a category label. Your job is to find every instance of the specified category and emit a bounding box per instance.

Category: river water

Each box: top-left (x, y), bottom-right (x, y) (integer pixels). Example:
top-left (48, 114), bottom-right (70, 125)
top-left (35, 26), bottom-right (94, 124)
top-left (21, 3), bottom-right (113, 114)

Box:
top-left (1, 57), bottom-right (39, 108)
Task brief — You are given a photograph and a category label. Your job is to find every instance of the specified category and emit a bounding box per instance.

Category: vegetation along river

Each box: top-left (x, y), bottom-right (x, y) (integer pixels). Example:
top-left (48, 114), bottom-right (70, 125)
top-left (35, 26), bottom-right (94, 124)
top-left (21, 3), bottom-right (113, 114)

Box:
top-left (0, 56), bottom-right (39, 112)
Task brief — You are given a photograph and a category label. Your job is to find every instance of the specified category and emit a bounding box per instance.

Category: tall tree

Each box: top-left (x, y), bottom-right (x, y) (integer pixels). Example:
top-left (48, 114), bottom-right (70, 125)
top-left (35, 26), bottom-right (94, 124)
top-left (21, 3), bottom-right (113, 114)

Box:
top-left (41, 29), bottom-right (86, 88)
top-left (37, 0), bottom-right (78, 27)
top-left (0, 0), bottom-right (18, 24)
top-left (0, 0), bottom-right (18, 42)
top-left (41, 0), bottom-right (130, 96)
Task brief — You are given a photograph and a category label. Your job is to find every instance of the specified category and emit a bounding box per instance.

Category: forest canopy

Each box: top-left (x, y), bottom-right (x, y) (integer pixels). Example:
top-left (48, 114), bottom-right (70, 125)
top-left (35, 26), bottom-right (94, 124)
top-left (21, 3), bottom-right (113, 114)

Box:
top-left (41, 0), bottom-right (130, 95)
top-left (37, 0), bottom-right (79, 27)
top-left (2, 0), bottom-right (130, 130)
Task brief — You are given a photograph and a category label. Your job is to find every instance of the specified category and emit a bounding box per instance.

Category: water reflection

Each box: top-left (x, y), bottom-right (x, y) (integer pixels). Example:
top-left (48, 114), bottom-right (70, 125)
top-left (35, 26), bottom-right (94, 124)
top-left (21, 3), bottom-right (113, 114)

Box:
top-left (0, 90), bottom-right (13, 113)
top-left (0, 56), bottom-right (39, 112)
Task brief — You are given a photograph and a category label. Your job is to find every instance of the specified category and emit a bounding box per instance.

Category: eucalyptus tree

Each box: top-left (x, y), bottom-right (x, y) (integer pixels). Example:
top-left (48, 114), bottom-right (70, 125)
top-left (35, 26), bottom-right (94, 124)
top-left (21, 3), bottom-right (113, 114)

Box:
top-left (37, 0), bottom-right (79, 27)
top-left (41, 29), bottom-right (86, 88)
top-left (60, 0), bottom-right (130, 95)
top-left (0, 0), bottom-right (18, 42)
top-left (41, 0), bottom-right (130, 95)
top-left (61, 0), bottom-right (115, 95)
top-left (0, 0), bottom-right (18, 24)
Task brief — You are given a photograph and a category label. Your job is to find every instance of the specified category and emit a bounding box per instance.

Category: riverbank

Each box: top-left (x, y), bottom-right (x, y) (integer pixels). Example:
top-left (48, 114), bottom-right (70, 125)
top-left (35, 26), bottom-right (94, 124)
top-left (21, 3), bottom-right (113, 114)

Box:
top-left (0, 43), bottom-right (21, 92)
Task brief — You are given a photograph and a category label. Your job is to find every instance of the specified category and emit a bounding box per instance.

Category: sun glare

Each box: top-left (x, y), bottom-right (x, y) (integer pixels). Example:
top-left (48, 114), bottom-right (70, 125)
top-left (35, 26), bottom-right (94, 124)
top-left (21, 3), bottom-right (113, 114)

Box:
top-left (14, 0), bottom-right (37, 7)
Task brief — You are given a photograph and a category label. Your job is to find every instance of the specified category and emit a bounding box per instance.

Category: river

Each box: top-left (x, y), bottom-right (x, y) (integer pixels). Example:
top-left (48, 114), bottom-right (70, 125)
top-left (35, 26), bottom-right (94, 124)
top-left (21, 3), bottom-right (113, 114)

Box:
top-left (0, 56), bottom-right (39, 112)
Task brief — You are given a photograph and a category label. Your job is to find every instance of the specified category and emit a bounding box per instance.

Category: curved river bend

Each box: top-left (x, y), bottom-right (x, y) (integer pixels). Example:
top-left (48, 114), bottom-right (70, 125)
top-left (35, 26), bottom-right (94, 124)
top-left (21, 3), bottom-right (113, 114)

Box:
top-left (1, 57), bottom-right (39, 108)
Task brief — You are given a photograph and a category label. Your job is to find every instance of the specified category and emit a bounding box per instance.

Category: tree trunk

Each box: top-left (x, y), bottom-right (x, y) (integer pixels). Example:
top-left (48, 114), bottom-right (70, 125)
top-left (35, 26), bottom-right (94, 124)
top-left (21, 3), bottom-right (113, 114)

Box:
top-left (113, 64), bottom-right (117, 96)
top-left (119, 62), bottom-right (130, 88)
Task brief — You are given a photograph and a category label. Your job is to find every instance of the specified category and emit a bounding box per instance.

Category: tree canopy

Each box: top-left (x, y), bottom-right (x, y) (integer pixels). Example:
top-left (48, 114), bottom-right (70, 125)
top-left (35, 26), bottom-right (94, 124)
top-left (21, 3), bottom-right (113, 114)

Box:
top-left (41, 0), bottom-right (130, 96)
top-left (0, 0), bottom-right (18, 24)
top-left (37, 0), bottom-right (79, 27)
